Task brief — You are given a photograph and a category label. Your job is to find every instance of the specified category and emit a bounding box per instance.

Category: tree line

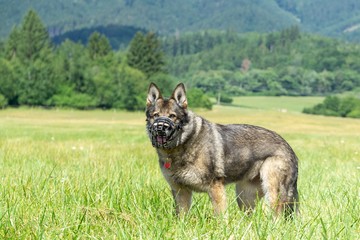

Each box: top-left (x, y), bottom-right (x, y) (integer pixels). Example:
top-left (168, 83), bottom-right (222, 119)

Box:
top-left (303, 95), bottom-right (360, 118)
top-left (0, 10), bottom-right (213, 110)
top-left (0, 11), bottom-right (146, 110)
top-left (162, 27), bottom-right (360, 98)
top-left (1, 10), bottom-right (360, 112)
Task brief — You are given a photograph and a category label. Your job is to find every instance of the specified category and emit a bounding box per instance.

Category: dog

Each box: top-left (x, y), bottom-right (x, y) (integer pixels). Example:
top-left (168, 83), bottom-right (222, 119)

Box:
top-left (146, 83), bottom-right (299, 217)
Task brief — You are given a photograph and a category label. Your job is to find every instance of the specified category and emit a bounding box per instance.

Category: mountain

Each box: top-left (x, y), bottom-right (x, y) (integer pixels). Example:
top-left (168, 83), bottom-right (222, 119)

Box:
top-left (1, 0), bottom-right (360, 42)
top-left (276, 0), bottom-right (360, 40)
top-left (52, 25), bottom-right (145, 49)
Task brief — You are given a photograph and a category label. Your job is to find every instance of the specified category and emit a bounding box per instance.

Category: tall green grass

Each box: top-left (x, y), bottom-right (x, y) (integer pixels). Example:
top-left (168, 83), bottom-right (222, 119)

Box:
top-left (0, 100), bottom-right (359, 239)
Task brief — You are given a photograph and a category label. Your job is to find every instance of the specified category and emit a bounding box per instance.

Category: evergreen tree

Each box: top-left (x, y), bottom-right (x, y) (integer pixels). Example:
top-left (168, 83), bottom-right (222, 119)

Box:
top-left (0, 59), bottom-right (17, 104)
top-left (8, 9), bottom-right (56, 105)
top-left (127, 32), bottom-right (166, 78)
top-left (17, 10), bottom-right (51, 64)
top-left (49, 40), bottom-right (97, 109)
top-left (88, 32), bottom-right (112, 60)
top-left (117, 64), bottom-right (147, 111)
top-left (57, 40), bottom-right (93, 94)
top-left (4, 26), bottom-right (21, 60)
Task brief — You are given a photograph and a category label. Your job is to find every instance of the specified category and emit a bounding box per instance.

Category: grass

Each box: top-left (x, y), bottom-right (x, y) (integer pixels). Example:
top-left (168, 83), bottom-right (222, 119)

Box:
top-left (230, 96), bottom-right (324, 112)
top-left (0, 97), bottom-right (359, 239)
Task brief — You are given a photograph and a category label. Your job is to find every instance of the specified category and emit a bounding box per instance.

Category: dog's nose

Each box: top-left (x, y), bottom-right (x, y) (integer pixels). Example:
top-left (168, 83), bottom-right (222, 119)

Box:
top-left (149, 117), bottom-right (177, 148)
top-left (153, 117), bottom-right (174, 133)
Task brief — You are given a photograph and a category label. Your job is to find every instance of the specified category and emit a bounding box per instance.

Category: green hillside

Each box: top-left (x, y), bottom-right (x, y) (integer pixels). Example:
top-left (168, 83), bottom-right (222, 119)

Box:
top-left (1, 0), bottom-right (360, 42)
top-left (276, 0), bottom-right (360, 40)
top-left (0, 0), bottom-right (297, 40)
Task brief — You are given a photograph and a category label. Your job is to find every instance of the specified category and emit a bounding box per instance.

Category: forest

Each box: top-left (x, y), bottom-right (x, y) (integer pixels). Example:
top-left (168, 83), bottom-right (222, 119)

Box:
top-left (2, 0), bottom-right (360, 42)
top-left (1, 10), bottom-right (360, 113)
top-left (163, 27), bottom-right (360, 98)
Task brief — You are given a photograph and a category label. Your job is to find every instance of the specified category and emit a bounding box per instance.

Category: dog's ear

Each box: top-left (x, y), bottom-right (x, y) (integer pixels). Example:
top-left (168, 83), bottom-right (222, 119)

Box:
top-left (171, 83), bottom-right (188, 109)
top-left (147, 83), bottom-right (162, 106)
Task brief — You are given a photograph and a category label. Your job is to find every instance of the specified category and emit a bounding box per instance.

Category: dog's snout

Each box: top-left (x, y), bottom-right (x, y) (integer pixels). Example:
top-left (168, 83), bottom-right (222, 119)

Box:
top-left (148, 116), bottom-right (180, 148)
top-left (153, 117), bottom-right (175, 133)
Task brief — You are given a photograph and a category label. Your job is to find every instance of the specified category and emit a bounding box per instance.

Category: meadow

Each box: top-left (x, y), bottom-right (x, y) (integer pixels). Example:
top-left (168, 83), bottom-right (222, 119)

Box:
top-left (0, 96), bottom-right (359, 239)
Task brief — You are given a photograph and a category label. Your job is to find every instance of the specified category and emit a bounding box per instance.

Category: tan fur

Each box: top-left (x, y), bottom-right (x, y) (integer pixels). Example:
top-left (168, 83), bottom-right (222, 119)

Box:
top-left (208, 178), bottom-right (227, 216)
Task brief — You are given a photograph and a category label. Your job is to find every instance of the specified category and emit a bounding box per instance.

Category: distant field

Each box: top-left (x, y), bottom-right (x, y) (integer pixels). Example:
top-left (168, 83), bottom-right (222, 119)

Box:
top-left (0, 97), bottom-right (359, 239)
top-left (230, 96), bottom-right (324, 112)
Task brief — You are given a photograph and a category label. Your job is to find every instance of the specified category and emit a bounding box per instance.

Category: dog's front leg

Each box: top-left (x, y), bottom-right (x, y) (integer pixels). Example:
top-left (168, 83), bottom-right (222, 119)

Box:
top-left (171, 187), bottom-right (192, 215)
top-left (208, 178), bottom-right (227, 216)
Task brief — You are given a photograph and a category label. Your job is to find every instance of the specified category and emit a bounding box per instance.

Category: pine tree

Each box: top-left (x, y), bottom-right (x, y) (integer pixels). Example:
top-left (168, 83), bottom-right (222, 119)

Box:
top-left (127, 32), bottom-right (165, 78)
top-left (10, 9), bottom-right (56, 106)
top-left (4, 26), bottom-right (21, 60)
top-left (17, 9), bottom-right (51, 64)
top-left (88, 32), bottom-right (112, 60)
top-left (127, 32), bottom-right (146, 72)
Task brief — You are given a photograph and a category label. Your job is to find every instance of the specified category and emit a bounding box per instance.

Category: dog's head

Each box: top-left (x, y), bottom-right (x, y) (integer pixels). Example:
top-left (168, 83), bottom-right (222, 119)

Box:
top-left (146, 83), bottom-right (189, 149)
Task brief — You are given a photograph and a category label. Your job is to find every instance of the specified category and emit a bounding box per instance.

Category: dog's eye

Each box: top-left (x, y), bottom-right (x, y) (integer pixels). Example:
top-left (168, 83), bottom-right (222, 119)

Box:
top-left (153, 113), bottom-right (160, 118)
top-left (169, 114), bottom-right (176, 119)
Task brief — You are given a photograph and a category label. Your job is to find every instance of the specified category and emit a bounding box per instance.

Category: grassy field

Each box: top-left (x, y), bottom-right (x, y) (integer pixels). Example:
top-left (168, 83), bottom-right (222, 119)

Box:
top-left (230, 96), bottom-right (324, 112)
top-left (0, 97), bottom-right (359, 239)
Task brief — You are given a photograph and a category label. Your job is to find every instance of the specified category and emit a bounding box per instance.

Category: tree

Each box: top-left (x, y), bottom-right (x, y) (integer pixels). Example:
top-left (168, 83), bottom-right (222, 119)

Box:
top-left (116, 64), bottom-right (147, 111)
top-left (17, 10), bottom-right (52, 64)
top-left (56, 40), bottom-right (94, 94)
top-left (5, 9), bottom-right (56, 106)
top-left (4, 26), bottom-right (21, 60)
top-left (127, 32), bottom-right (166, 78)
top-left (0, 59), bottom-right (17, 104)
top-left (148, 73), bottom-right (177, 96)
top-left (187, 88), bottom-right (212, 110)
top-left (49, 40), bottom-right (97, 110)
top-left (191, 70), bottom-right (226, 104)
top-left (88, 32), bottom-right (112, 60)
top-left (91, 54), bottom-right (119, 108)
top-left (18, 53), bottom-right (56, 106)
top-left (303, 96), bottom-right (360, 118)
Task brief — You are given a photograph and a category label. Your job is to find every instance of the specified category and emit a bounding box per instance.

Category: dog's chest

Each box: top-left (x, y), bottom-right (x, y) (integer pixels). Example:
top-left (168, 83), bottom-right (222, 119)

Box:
top-left (161, 158), bottom-right (210, 192)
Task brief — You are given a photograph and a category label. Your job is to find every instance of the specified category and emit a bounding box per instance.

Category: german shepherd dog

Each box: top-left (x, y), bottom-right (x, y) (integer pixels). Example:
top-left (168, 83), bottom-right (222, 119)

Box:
top-left (146, 83), bottom-right (299, 217)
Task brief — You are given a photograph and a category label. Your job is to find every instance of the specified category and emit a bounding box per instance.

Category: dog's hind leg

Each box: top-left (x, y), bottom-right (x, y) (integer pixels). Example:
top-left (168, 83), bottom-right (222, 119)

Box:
top-left (235, 177), bottom-right (264, 213)
top-left (259, 156), bottom-right (299, 217)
